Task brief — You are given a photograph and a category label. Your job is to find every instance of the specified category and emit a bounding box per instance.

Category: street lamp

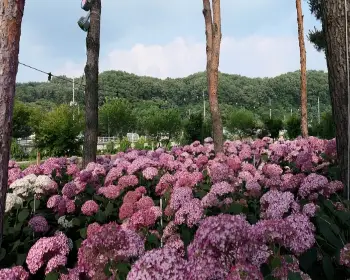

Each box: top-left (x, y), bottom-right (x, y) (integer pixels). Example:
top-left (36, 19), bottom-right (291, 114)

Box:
top-left (78, 0), bottom-right (92, 32)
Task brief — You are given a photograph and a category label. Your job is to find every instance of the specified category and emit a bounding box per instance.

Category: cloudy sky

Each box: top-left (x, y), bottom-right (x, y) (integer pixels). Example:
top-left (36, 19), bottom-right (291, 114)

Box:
top-left (17, 0), bottom-right (326, 82)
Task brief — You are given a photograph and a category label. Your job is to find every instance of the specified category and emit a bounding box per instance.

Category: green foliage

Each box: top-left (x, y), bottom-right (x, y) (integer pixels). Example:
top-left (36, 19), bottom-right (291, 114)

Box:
top-left (134, 137), bottom-right (148, 150)
top-left (99, 98), bottom-right (136, 137)
top-left (263, 117), bottom-right (284, 139)
top-left (183, 112), bottom-right (212, 144)
top-left (136, 107), bottom-right (182, 142)
top-left (310, 111), bottom-right (336, 139)
top-left (12, 101), bottom-right (33, 139)
top-left (307, 0), bottom-right (325, 52)
top-left (227, 109), bottom-right (257, 138)
top-left (15, 71), bottom-right (331, 121)
top-left (286, 115), bottom-right (301, 139)
top-left (10, 140), bottom-right (26, 160)
top-left (118, 137), bottom-right (131, 152)
top-left (105, 141), bottom-right (116, 154)
top-left (34, 105), bottom-right (84, 157)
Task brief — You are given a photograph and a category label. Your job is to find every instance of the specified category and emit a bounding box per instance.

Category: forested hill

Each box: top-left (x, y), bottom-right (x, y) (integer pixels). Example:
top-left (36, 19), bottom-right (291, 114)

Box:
top-left (16, 70), bottom-right (331, 118)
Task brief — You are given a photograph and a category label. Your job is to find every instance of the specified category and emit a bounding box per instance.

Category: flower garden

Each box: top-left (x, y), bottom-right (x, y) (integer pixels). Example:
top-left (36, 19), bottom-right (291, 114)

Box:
top-left (1, 136), bottom-right (350, 279)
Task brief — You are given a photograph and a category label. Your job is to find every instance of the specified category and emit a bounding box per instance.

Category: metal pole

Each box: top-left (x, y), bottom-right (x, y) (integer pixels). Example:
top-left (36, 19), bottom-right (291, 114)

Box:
top-left (317, 96), bottom-right (321, 124)
top-left (72, 78), bottom-right (75, 120)
top-left (203, 90), bottom-right (206, 120)
top-left (73, 78), bottom-right (75, 103)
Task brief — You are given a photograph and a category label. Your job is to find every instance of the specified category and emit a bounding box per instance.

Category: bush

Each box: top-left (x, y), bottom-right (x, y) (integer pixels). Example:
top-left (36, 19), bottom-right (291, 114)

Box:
top-left (263, 117), bottom-right (283, 139)
top-left (310, 111), bottom-right (336, 139)
top-left (10, 140), bottom-right (27, 160)
top-left (105, 141), bottom-right (117, 154)
top-left (118, 137), bottom-right (131, 152)
top-left (183, 112), bottom-right (212, 144)
top-left (227, 109), bottom-right (257, 138)
top-left (34, 105), bottom-right (84, 157)
top-left (286, 114), bottom-right (301, 139)
top-left (134, 137), bottom-right (148, 150)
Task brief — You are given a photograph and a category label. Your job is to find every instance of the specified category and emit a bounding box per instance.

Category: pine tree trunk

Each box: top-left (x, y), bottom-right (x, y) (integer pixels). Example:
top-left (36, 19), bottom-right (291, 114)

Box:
top-left (322, 0), bottom-right (349, 193)
top-left (83, 0), bottom-right (101, 168)
top-left (203, 0), bottom-right (223, 153)
top-left (0, 0), bottom-right (25, 247)
top-left (296, 0), bottom-right (308, 138)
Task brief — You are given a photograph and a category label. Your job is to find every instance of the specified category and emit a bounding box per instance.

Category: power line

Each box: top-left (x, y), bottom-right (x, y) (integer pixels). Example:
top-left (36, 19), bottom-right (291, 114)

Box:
top-left (18, 61), bottom-right (121, 98)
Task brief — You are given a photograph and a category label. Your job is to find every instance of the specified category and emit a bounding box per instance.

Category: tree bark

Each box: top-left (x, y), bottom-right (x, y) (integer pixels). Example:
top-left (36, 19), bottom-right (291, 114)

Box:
top-left (322, 0), bottom-right (349, 193)
top-left (296, 0), bottom-right (308, 138)
top-left (203, 0), bottom-right (224, 153)
top-left (0, 0), bottom-right (25, 247)
top-left (83, 0), bottom-right (101, 168)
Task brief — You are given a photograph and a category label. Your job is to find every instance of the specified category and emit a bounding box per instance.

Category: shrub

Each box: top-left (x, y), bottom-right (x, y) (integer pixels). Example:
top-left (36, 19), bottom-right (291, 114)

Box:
top-left (310, 111), bottom-right (336, 139)
top-left (10, 140), bottom-right (27, 161)
top-left (118, 137), bottom-right (131, 152)
top-left (183, 112), bottom-right (212, 144)
top-left (227, 109), bottom-right (257, 138)
top-left (105, 141), bottom-right (116, 154)
top-left (286, 114), bottom-right (301, 139)
top-left (34, 105), bottom-right (84, 157)
top-left (263, 117), bottom-right (284, 139)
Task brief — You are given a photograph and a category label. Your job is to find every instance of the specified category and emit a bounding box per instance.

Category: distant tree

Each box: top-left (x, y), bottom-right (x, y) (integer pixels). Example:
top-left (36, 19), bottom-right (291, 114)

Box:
top-left (12, 100), bottom-right (33, 139)
top-left (83, 0), bottom-right (101, 167)
top-left (35, 105), bottom-right (84, 157)
top-left (202, 0), bottom-right (224, 153)
top-left (286, 115), bottom-right (301, 139)
top-left (296, 0), bottom-right (308, 137)
top-left (227, 109), bottom-right (257, 138)
top-left (138, 107), bottom-right (182, 145)
top-left (0, 0), bottom-right (25, 247)
top-left (99, 98), bottom-right (136, 137)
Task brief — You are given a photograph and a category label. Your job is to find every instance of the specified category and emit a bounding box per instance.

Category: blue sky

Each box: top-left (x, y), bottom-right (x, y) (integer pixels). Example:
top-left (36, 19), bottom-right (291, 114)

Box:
top-left (17, 0), bottom-right (326, 82)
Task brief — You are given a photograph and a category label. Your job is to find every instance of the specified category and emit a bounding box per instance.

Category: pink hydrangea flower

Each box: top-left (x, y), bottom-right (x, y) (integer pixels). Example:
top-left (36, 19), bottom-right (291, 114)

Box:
top-left (26, 232), bottom-right (69, 274)
top-left (81, 200), bottom-right (99, 216)
top-left (0, 266), bottom-right (29, 280)
top-left (28, 215), bottom-right (49, 233)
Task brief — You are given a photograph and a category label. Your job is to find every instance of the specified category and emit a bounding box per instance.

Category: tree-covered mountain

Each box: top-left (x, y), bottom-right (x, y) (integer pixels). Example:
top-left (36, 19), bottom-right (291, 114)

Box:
top-left (15, 70), bottom-right (331, 121)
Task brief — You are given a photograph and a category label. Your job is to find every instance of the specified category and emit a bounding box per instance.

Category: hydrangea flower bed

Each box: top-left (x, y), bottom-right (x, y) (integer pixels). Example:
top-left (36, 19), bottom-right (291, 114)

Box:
top-left (1, 136), bottom-right (350, 279)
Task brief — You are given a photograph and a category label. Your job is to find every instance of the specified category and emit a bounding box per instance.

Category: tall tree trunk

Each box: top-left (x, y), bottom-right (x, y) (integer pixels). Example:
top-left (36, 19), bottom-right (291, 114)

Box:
top-left (296, 0), bottom-right (308, 138)
top-left (83, 0), bottom-right (101, 168)
top-left (0, 0), bottom-right (25, 247)
top-left (322, 0), bottom-right (349, 193)
top-left (203, 0), bottom-right (223, 153)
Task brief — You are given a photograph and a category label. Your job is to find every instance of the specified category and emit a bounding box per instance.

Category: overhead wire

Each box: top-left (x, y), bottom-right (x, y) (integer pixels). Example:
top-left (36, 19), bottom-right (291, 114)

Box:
top-left (18, 62), bottom-right (121, 98)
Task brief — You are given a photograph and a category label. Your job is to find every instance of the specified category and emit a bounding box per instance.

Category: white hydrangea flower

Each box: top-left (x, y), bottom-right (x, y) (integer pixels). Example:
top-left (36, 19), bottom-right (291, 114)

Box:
top-left (5, 193), bottom-right (23, 212)
top-left (57, 216), bottom-right (73, 229)
top-left (34, 175), bottom-right (56, 194)
top-left (10, 174), bottom-right (37, 198)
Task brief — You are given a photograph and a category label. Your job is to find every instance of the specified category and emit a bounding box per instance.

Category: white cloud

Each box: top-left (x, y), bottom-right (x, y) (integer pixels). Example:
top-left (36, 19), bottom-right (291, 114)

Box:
top-left (52, 35), bottom-right (327, 80)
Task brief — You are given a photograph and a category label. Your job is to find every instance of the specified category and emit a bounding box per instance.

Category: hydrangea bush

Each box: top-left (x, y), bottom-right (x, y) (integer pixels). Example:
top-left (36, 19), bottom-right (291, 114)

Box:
top-left (1, 136), bottom-right (350, 279)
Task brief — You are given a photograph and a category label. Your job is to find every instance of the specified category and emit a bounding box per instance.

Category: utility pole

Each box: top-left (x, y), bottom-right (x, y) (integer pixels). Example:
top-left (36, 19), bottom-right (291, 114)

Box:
top-left (203, 90), bottom-right (206, 120)
top-left (72, 78), bottom-right (75, 120)
top-left (269, 98), bottom-right (272, 119)
top-left (317, 96), bottom-right (320, 124)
